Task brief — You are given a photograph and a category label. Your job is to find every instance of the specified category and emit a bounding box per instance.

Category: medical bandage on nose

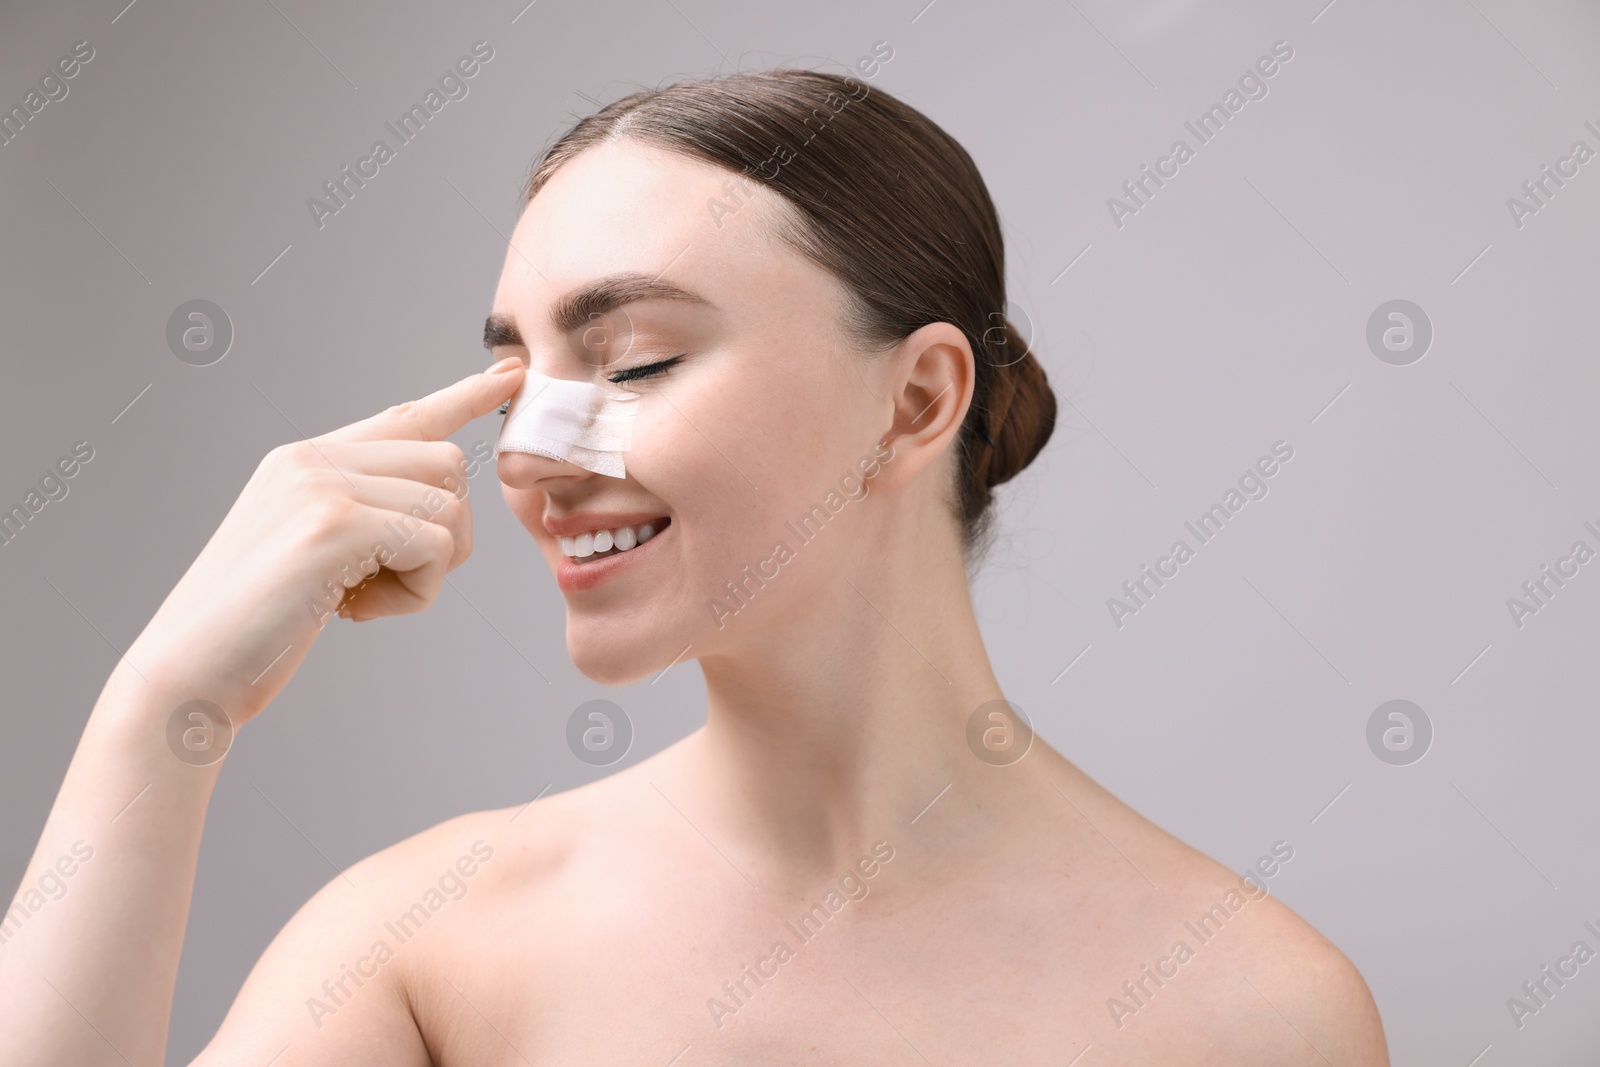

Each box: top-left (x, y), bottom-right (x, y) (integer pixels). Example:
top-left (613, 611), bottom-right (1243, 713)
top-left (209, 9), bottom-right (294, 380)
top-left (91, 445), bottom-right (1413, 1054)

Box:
top-left (494, 369), bottom-right (640, 478)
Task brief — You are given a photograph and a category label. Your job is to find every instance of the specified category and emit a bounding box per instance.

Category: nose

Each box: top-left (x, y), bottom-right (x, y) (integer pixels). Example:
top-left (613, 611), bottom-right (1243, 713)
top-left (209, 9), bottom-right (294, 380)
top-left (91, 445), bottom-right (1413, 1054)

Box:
top-left (495, 355), bottom-right (604, 492)
top-left (495, 448), bottom-right (602, 491)
top-left (494, 352), bottom-right (638, 489)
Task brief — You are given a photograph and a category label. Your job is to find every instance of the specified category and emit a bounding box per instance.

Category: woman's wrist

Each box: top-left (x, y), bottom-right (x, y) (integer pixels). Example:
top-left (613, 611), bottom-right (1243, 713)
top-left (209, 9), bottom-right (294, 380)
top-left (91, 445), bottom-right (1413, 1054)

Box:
top-left (119, 622), bottom-right (272, 723)
top-left (92, 647), bottom-right (240, 771)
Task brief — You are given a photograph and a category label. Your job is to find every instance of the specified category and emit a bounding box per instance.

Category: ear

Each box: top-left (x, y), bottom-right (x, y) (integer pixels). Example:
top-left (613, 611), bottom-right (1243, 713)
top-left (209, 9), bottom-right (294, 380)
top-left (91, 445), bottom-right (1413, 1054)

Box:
top-left (873, 321), bottom-right (974, 491)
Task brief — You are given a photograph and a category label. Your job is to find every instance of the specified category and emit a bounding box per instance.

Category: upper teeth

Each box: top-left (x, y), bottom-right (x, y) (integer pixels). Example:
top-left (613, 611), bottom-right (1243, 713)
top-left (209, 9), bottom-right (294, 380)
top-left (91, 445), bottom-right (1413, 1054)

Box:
top-left (561, 522), bottom-right (658, 559)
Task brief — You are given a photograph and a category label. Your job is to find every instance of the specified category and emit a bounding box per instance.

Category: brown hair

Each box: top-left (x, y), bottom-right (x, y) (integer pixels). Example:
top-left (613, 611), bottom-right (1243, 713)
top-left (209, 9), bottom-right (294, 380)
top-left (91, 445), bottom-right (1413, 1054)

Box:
top-left (521, 67), bottom-right (1056, 560)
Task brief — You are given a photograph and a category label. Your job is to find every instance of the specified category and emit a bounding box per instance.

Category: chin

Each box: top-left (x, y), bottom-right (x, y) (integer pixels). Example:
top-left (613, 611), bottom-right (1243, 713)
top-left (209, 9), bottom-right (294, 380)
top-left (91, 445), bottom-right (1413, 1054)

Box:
top-left (566, 625), bottom-right (678, 687)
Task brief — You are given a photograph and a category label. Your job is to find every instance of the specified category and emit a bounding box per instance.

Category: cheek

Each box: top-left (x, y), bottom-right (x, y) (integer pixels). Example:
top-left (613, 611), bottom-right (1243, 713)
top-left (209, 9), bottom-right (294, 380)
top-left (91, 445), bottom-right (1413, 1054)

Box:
top-left (660, 355), bottom-right (832, 484)
top-left (632, 394), bottom-right (745, 531)
top-left (647, 372), bottom-right (849, 567)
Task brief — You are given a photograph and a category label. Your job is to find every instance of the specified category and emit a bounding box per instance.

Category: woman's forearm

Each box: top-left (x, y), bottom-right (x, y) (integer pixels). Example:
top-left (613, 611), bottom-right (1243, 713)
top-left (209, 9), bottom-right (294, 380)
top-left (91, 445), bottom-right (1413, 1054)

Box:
top-left (0, 654), bottom-right (225, 1067)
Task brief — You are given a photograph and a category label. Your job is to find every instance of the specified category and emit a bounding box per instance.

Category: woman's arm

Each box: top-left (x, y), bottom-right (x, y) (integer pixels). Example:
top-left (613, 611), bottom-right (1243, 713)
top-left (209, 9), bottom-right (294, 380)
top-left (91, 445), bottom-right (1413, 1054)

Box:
top-left (0, 361), bottom-right (524, 1065)
top-left (2, 657), bottom-right (448, 1067)
top-left (0, 659), bottom-right (224, 1066)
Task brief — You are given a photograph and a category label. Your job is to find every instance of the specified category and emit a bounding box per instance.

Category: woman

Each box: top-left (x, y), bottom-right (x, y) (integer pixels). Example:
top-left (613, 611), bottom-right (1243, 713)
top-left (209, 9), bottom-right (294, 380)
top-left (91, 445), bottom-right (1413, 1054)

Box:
top-left (3, 68), bottom-right (1388, 1064)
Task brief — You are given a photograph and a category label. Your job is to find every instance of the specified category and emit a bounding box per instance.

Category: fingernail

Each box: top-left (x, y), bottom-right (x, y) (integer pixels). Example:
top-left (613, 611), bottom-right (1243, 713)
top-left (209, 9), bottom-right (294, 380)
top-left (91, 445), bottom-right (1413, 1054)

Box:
top-left (488, 356), bottom-right (522, 374)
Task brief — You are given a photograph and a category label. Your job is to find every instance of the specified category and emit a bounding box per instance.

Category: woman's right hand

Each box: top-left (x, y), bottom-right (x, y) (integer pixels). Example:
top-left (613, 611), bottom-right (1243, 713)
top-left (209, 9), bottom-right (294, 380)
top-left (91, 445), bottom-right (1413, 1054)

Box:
top-left (124, 357), bottom-right (525, 727)
top-left (0, 357), bottom-right (525, 1067)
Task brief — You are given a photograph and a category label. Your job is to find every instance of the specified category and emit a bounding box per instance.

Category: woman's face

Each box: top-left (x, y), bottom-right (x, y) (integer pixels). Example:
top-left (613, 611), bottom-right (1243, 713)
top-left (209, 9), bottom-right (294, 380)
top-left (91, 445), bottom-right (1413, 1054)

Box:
top-left (490, 138), bottom-right (897, 683)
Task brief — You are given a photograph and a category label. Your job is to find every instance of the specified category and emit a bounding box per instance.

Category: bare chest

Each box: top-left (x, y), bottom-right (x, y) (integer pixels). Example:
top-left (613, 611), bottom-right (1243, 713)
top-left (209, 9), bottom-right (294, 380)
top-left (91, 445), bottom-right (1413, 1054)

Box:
top-left (413, 886), bottom-right (1284, 1066)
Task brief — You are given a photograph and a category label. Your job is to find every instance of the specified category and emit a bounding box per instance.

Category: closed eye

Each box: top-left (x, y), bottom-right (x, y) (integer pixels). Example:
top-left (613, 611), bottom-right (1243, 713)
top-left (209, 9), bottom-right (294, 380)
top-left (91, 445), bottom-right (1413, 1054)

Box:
top-left (495, 355), bottom-right (685, 414)
top-left (608, 354), bottom-right (684, 384)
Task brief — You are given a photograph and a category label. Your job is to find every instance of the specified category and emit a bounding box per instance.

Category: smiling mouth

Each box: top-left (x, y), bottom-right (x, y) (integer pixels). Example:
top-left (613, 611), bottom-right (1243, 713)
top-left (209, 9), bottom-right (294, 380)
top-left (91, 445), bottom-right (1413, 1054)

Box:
top-left (561, 517), bottom-right (671, 563)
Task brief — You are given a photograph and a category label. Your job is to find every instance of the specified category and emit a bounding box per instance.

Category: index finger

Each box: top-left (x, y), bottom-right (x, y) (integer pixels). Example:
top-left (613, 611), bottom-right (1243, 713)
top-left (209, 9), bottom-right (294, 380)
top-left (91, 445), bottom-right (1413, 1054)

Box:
top-left (325, 360), bottom-right (525, 445)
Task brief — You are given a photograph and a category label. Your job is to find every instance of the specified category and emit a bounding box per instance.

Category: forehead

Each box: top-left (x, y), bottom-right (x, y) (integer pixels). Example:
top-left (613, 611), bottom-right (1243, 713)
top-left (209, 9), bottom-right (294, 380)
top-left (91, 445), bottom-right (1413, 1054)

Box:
top-left (496, 138), bottom-right (792, 305)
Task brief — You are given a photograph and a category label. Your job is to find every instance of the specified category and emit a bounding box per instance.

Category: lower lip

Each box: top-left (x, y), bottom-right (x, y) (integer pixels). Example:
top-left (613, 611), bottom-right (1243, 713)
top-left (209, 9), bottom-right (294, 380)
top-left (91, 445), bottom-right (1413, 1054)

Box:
top-left (553, 521), bottom-right (671, 593)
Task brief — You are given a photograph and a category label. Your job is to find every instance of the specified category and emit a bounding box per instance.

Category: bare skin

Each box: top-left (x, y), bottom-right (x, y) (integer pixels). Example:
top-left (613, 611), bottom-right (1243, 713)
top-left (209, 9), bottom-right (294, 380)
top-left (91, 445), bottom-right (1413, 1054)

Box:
top-left (1, 138), bottom-right (1388, 1065)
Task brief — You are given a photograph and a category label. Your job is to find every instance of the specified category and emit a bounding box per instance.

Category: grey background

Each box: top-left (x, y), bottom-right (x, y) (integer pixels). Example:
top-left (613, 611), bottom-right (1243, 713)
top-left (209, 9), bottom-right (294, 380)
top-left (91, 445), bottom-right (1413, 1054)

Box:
top-left (2, 0), bottom-right (1597, 1062)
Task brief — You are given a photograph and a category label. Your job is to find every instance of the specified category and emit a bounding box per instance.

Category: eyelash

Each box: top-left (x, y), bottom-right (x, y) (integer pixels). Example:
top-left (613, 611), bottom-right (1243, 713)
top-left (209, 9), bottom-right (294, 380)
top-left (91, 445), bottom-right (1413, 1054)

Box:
top-left (607, 354), bottom-right (685, 384)
top-left (496, 354), bottom-right (684, 414)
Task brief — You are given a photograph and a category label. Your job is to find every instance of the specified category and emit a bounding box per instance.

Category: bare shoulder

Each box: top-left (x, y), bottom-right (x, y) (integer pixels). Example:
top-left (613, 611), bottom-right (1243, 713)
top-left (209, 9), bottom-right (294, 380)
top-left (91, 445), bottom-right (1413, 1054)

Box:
top-left (1034, 751), bottom-right (1388, 1064)
top-left (1204, 868), bottom-right (1390, 1065)
top-left (192, 789), bottom-right (601, 1066)
top-left (188, 808), bottom-right (507, 1066)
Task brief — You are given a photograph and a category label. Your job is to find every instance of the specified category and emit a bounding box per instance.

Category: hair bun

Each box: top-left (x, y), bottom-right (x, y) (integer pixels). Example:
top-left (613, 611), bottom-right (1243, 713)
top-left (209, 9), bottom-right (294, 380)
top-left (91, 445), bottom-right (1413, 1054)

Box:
top-left (977, 319), bottom-right (1056, 492)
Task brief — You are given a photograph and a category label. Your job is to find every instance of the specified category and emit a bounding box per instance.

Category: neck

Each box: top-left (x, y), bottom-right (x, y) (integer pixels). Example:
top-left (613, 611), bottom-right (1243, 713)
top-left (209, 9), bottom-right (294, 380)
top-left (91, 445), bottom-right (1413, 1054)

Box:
top-left (682, 521), bottom-right (1009, 891)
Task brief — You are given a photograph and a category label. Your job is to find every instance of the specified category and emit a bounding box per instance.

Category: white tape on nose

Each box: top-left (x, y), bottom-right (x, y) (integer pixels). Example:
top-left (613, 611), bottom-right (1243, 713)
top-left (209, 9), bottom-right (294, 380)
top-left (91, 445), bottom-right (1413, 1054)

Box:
top-left (494, 369), bottom-right (640, 479)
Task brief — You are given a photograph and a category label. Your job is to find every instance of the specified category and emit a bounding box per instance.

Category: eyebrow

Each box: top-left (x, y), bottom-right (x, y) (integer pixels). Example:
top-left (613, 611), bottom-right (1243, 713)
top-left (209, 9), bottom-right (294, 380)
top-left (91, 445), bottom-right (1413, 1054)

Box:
top-left (483, 272), bottom-right (715, 350)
